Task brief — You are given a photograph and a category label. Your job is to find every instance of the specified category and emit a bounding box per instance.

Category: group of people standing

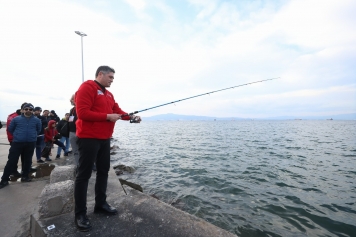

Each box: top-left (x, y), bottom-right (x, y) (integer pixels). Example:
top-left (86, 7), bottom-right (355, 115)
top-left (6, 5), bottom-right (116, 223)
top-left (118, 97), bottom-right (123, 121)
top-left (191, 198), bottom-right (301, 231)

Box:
top-left (0, 66), bottom-right (142, 232)
top-left (0, 102), bottom-right (75, 183)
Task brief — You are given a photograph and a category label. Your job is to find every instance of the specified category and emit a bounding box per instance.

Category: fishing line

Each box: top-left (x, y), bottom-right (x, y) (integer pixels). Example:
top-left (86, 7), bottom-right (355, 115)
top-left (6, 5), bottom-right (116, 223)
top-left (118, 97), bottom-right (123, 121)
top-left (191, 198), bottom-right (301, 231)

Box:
top-left (125, 77), bottom-right (279, 122)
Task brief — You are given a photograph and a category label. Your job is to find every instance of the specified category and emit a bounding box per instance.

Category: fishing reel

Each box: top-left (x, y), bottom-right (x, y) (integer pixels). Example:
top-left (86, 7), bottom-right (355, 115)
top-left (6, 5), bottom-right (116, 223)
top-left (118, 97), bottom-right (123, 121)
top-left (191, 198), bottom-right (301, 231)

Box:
top-left (130, 115), bottom-right (141, 123)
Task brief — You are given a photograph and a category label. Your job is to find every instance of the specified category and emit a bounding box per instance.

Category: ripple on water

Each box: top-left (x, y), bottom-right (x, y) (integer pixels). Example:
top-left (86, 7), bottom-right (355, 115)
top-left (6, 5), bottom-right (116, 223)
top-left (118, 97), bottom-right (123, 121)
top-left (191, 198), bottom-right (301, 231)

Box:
top-left (113, 120), bottom-right (356, 237)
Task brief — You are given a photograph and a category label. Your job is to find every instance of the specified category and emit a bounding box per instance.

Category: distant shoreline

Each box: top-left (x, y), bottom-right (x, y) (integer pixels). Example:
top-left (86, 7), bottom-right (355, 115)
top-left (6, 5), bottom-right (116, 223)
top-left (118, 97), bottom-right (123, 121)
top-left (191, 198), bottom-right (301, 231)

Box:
top-left (143, 113), bottom-right (356, 121)
top-left (142, 119), bottom-right (355, 121)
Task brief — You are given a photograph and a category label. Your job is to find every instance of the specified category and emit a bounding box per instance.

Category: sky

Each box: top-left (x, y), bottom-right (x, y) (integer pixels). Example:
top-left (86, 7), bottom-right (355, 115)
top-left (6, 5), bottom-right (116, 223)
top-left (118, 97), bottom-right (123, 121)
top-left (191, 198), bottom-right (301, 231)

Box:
top-left (0, 0), bottom-right (355, 120)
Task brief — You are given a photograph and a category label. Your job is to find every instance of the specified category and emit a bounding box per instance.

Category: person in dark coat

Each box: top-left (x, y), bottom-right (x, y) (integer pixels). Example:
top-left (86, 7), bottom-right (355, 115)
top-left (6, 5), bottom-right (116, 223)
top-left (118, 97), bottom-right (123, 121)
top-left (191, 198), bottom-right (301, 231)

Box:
top-left (42, 110), bottom-right (50, 121)
top-left (34, 106), bottom-right (47, 163)
top-left (49, 110), bottom-right (60, 123)
top-left (56, 113), bottom-right (70, 158)
top-left (69, 94), bottom-right (79, 166)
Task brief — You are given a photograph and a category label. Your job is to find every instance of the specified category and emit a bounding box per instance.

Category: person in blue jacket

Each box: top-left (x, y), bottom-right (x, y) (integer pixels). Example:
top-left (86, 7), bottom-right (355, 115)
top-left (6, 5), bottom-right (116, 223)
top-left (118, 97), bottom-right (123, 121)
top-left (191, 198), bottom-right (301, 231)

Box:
top-left (0, 103), bottom-right (41, 189)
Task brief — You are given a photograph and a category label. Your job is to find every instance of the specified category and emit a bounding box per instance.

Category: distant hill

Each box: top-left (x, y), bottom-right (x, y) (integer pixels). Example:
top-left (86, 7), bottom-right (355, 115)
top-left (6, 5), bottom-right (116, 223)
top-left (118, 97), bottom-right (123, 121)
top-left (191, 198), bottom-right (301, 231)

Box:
top-left (264, 113), bottom-right (356, 120)
top-left (142, 113), bottom-right (356, 121)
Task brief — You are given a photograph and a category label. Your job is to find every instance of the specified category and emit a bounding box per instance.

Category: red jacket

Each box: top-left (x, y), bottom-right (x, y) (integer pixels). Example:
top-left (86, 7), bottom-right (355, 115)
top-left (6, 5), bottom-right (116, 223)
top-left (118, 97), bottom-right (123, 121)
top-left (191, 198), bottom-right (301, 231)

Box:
top-left (6, 112), bottom-right (19, 142)
top-left (75, 80), bottom-right (130, 139)
top-left (44, 120), bottom-right (59, 143)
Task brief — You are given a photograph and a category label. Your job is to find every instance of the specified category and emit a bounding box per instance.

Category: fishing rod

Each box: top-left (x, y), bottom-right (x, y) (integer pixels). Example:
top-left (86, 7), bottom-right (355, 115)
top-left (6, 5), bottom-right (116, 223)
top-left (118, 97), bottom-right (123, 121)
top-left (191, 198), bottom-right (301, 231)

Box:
top-left (126, 77), bottom-right (280, 123)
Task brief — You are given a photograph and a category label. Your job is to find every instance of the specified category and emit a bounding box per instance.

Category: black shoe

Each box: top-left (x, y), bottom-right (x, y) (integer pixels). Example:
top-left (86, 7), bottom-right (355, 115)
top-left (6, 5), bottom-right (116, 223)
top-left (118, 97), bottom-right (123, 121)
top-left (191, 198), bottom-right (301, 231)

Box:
top-left (30, 167), bottom-right (37, 172)
top-left (56, 154), bottom-right (60, 159)
top-left (75, 214), bottom-right (92, 232)
top-left (37, 159), bottom-right (45, 163)
top-left (21, 177), bottom-right (32, 182)
top-left (45, 158), bottom-right (52, 161)
top-left (94, 203), bottom-right (118, 215)
top-left (68, 150), bottom-right (73, 154)
top-left (10, 171), bottom-right (22, 177)
top-left (0, 181), bottom-right (9, 189)
top-left (64, 152), bottom-right (69, 156)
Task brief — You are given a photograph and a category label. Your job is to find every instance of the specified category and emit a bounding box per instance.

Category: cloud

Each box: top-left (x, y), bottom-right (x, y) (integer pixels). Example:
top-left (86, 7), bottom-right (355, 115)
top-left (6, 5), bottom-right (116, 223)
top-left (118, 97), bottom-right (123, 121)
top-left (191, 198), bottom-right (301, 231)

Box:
top-left (272, 0), bottom-right (356, 48)
top-left (0, 0), bottom-right (355, 120)
top-left (124, 0), bottom-right (146, 11)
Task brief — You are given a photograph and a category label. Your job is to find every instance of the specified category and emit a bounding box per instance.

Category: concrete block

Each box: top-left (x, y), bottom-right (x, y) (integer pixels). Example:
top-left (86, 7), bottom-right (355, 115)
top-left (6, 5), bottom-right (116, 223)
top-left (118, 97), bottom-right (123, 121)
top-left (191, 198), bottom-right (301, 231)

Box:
top-left (38, 180), bottom-right (74, 219)
top-left (30, 213), bottom-right (47, 237)
top-left (50, 165), bottom-right (76, 184)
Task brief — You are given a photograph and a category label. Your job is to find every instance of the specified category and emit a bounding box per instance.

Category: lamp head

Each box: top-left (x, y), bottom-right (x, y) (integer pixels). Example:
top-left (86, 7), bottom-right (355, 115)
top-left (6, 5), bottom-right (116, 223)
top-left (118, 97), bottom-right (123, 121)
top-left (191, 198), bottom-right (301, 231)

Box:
top-left (75, 31), bottom-right (87, 37)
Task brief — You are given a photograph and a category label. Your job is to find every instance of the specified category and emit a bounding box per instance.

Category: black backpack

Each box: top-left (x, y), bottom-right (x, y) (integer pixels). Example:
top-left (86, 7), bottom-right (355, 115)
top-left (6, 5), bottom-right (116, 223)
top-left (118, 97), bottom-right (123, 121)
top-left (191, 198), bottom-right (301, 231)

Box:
top-left (58, 121), bottom-right (69, 137)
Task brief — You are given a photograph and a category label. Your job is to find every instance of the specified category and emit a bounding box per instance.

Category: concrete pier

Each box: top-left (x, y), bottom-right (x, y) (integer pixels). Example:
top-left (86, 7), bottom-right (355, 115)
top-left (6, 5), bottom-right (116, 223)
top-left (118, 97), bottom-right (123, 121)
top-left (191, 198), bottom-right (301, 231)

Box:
top-left (0, 128), bottom-right (237, 237)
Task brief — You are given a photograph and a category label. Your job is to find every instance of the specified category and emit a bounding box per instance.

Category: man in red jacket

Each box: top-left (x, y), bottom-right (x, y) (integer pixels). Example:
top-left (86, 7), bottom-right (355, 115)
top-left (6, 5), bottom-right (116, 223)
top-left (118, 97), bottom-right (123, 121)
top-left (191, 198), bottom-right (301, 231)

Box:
top-left (74, 65), bottom-right (141, 232)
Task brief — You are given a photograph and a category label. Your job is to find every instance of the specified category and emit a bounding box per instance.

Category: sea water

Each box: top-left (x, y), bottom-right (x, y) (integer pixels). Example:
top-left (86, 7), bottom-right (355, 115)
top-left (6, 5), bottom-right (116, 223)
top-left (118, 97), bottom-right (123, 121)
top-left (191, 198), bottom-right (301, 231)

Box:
top-left (112, 120), bottom-right (356, 237)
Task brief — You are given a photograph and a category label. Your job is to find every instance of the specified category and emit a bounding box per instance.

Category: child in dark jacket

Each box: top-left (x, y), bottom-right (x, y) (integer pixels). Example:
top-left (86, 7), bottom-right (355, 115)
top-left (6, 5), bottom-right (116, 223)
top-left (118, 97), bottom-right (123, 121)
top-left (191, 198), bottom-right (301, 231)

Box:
top-left (43, 120), bottom-right (66, 161)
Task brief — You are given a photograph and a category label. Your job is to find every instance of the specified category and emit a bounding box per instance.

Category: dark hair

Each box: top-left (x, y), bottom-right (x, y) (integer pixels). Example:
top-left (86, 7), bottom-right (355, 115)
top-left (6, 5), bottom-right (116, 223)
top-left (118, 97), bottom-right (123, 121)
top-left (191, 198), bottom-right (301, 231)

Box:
top-left (95, 66), bottom-right (115, 78)
top-left (21, 102), bottom-right (27, 109)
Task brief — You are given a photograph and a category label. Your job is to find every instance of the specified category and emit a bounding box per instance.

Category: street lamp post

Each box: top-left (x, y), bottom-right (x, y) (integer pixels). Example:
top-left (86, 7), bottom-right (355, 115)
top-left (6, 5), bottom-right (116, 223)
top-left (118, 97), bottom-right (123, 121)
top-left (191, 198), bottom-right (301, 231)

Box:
top-left (75, 31), bottom-right (87, 83)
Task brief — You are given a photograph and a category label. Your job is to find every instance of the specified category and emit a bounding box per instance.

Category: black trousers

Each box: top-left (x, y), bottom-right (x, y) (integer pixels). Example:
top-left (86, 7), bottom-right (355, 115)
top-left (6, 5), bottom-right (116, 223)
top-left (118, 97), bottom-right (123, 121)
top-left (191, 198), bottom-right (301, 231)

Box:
top-left (43, 140), bottom-right (66, 159)
top-left (9, 141), bottom-right (25, 173)
top-left (1, 142), bottom-right (35, 181)
top-left (74, 138), bottom-right (111, 216)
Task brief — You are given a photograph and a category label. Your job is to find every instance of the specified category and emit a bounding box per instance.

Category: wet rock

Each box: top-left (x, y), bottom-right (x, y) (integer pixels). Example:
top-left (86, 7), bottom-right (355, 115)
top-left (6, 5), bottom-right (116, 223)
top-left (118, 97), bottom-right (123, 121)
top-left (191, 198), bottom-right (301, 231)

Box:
top-left (113, 164), bottom-right (135, 173)
top-left (113, 164), bottom-right (125, 170)
top-left (115, 170), bottom-right (124, 176)
top-left (170, 199), bottom-right (185, 209)
top-left (110, 145), bottom-right (119, 150)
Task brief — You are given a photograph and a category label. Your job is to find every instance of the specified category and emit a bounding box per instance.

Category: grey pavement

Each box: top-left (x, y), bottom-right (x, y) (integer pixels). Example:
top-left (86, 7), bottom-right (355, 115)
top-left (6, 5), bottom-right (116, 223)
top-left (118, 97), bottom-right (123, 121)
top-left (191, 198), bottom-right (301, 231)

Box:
top-left (0, 128), bottom-right (49, 237)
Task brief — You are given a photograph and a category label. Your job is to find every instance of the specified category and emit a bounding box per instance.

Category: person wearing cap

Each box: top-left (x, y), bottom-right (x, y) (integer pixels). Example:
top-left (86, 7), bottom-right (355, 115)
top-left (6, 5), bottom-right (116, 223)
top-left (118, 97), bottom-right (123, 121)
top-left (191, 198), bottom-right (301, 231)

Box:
top-left (0, 103), bottom-right (41, 189)
top-left (49, 110), bottom-right (60, 123)
top-left (33, 106), bottom-right (47, 163)
top-left (73, 66), bottom-right (141, 231)
top-left (5, 102), bottom-right (28, 177)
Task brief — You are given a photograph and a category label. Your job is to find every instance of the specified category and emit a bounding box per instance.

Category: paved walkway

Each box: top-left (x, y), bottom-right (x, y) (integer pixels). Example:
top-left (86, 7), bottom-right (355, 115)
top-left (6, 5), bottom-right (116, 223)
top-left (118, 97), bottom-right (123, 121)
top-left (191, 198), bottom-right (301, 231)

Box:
top-left (0, 129), bottom-right (72, 236)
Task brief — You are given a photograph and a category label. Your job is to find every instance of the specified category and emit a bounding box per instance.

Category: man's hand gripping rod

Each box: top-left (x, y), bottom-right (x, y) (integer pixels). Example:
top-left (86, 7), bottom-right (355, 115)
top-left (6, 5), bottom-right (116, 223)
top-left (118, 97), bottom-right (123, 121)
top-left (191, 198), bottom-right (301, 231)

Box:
top-left (118, 111), bottom-right (140, 123)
